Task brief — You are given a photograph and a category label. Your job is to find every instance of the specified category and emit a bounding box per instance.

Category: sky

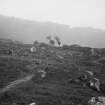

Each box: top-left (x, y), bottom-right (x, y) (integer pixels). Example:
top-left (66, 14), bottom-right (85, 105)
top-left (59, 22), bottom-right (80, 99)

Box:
top-left (0, 0), bottom-right (105, 30)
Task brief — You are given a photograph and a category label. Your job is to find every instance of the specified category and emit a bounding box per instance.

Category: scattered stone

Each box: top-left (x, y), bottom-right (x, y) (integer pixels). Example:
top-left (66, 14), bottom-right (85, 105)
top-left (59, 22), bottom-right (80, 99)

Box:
top-left (37, 69), bottom-right (47, 78)
top-left (30, 46), bottom-right (37, 53)
top-left (29, 102), bottom-right (36, 105)
top-left (89, 78), bottom-right (100, 92)
top-left (85, 71), bottom-right (94, 76)
top-left (88, 96), bottom-right (105, 105)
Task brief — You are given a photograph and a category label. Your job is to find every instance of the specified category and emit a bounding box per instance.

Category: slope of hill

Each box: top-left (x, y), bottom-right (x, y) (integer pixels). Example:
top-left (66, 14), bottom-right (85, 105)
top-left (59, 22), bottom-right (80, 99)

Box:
top-left (0, 39), bottom-right (105, 105)
top-left (0, 15), bottom-right (105, 47)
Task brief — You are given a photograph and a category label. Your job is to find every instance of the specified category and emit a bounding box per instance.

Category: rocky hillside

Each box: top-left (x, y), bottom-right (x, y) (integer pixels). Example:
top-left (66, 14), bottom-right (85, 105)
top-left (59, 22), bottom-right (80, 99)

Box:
top-left (0, 39), bottom-right (105, 105)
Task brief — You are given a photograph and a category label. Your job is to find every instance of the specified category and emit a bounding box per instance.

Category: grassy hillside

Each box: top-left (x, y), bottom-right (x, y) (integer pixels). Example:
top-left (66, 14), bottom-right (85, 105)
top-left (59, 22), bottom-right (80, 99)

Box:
top-left (0, 39), bottom-right (105, 105)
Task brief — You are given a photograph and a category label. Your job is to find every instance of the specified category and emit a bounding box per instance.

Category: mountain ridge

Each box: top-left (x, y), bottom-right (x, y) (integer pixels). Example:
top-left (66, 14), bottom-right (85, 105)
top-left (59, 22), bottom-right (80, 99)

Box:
top-left (0, 15), bottom-right (105, 48)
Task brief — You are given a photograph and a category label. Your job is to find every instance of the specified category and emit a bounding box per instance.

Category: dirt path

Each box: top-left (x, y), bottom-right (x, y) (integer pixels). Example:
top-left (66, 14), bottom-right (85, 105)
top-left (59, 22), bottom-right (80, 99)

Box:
top-left (0, 74), bottom-right (34, 94)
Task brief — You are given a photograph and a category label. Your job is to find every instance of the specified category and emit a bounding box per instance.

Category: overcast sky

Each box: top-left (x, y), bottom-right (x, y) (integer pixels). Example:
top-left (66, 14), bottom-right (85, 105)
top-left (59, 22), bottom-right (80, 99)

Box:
top-left (0, 0), bottom-right (105, 30)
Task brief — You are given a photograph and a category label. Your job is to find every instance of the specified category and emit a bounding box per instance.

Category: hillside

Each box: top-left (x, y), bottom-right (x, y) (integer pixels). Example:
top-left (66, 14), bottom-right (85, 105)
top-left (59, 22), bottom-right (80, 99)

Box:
top-left (0, 39), bottom-right (105, 105)
top-left (0, 15), bottom-right (105, 47)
